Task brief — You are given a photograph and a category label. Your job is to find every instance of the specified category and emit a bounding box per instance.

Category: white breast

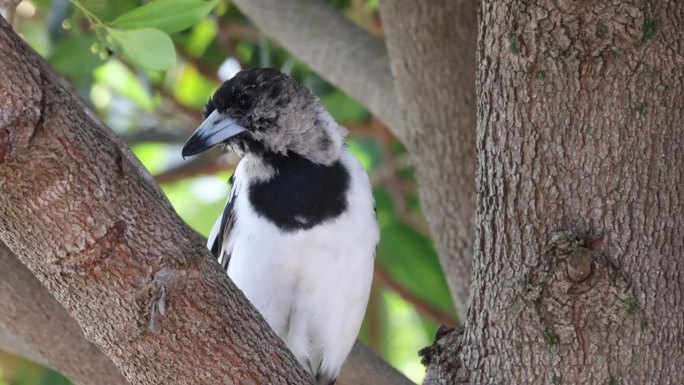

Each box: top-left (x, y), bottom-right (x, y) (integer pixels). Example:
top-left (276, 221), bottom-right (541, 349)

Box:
top-left (214, 150), bottom-right (379, 381)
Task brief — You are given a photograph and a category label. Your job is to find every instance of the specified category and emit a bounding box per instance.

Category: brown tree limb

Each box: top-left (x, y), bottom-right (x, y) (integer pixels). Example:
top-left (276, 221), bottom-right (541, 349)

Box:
top-left (230, 0), bottom-right (403, 136)
top-left (0, 242), bottom-right (130, 385)
top-left (379, 0), bottom-right (478, 314)
top-left (153, 153), bottom-right (227, 184)
top-left (119, 128), bottom-right (188, 146)
top-left (339, 342), bottom-right (415, 385)
top-left (0, 240), bottom-right (412, 385)
top-left (0, 16), bottom-right (314, 385)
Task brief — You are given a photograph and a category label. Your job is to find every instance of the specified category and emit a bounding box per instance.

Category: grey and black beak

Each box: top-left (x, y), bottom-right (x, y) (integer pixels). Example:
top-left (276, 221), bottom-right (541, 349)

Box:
top-left (182, 110), bottom-right (247, 158)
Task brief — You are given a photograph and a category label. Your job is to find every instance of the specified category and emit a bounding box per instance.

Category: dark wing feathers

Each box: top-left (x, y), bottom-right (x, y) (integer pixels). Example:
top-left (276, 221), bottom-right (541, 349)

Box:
top-left (211, 174), bottom-right (237, 270)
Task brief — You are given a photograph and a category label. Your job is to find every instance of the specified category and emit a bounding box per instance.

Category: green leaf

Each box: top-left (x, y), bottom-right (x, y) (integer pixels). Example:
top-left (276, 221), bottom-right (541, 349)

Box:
top-left (107, 28), bottom-right (176, 70)
top-left (112, 0), bottom-right (219, 34)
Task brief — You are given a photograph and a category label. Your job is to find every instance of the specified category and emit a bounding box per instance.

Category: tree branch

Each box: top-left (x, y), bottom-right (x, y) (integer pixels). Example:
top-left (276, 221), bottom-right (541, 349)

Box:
top-left (339, 342), bottom-right (415, 385)
top-left (379, 0), bottom-right (477, 313)
top-left (230, 0), bottom-right (403, 138)
top-left (0, 242), bottom-right (130, 385)
top-left (153, 153), bottom-right (227, 184)
top-left (119, 128), bottom-right (188, 145)
top-left (0, 240), bottom-right (411, 385)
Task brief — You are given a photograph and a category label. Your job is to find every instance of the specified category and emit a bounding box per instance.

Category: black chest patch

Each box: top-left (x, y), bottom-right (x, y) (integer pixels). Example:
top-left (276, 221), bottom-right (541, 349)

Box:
top-left (248, 153), bottom-right (349, 232)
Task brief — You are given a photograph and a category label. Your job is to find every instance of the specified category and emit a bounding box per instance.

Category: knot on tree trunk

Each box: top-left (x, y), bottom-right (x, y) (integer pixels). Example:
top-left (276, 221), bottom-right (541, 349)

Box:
top-left (515, 227), bottom-right (648, 366)
top-left (420, 325), bottom-right (468, 384)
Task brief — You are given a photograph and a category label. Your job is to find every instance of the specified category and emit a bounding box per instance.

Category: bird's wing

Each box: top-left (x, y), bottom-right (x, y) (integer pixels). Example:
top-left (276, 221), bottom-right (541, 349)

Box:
top-left (208, 174), bottom-right (237, 270)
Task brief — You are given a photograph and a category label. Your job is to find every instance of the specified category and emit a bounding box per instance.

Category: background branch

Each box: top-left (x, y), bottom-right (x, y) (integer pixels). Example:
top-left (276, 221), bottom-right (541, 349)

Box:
top-left (379, 0), bottom-right (477, 312)
top-left (119, 128), bottom-right (188, 145)
top-left (0, 241), bottom-right (130, 385)
top-left (153, 153), bottom-right (227, 184)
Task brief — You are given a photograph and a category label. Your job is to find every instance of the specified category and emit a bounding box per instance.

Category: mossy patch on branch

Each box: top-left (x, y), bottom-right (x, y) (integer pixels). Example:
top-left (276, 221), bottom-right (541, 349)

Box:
top-left (544, 330), bottom-right (558, 346)
top-left (508, 33), bottom-right (522, 55)
top-left (596, 23), bottom-right (609, 40)
top-left (631, 102), bottom-right (648, 116)
top-left (641, 19), bottom-right (657, 42)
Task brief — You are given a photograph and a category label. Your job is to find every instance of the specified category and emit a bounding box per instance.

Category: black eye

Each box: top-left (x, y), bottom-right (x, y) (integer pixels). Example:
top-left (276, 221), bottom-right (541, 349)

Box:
top-left (238, 94), bottom-right (250, 109)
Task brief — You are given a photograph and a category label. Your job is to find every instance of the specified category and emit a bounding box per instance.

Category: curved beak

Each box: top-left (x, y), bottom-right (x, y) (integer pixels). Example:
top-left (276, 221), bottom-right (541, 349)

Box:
top-left (182, 110), bottom-right (246, 158)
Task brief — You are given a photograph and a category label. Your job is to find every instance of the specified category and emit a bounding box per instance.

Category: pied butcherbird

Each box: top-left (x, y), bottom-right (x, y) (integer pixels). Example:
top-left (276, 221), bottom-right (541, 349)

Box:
top-left (182, 68), bottom-right (379, 385)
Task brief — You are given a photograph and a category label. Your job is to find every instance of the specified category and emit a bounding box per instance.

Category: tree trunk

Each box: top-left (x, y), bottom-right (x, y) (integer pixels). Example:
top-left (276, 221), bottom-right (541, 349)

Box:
top-left (424, 1), bottom-right (684, 383)
top-left (379, 0), bottom-right (478, 314)
top-left (0, 16), bottom-right (314, 385)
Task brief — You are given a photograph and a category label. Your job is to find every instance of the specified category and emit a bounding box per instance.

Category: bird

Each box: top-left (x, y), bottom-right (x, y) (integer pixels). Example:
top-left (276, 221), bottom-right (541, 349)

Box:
top-left (182, 67), bottom-right (379, 385)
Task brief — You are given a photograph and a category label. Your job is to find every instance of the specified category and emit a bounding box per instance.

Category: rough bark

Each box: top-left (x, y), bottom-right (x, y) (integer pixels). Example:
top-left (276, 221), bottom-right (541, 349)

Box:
top-left (379, 0), bottom-right (478, 313)
top-left (231, 0), bottom-right (402, 135)
top-left (425, 1), bottom-right (684, 384)
top-left (0, 16), bottom-right (315, 385)
top-left (340, 343), bottom-right (415, 385)
top-left (1, 243), bottom-right (412, 385)
top-left (0, 242), bottom-right (130, 385)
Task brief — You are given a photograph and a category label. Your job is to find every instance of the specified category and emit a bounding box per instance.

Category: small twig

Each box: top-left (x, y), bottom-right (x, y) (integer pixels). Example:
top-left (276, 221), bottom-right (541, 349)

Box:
top-left (154, 153), bottom-right (236, 184)
top-left (374, 264), bottom-right (459, 327)
top-left (120, 128), bottom-right (189, 145)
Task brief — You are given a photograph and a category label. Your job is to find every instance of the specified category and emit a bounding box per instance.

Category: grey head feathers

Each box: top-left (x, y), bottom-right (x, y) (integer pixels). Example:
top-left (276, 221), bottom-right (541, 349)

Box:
top-left (203, 68), bottom-right (347, 165)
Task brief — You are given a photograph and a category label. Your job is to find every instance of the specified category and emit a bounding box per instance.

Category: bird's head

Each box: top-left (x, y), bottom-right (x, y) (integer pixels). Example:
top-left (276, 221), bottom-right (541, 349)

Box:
top-left (182, 68), bottom-right (347, 165)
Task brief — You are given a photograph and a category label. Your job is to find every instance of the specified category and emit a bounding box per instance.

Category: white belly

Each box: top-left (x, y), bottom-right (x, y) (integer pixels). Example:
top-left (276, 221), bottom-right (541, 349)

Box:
top-left (225, 151), bottom-right (378, 379)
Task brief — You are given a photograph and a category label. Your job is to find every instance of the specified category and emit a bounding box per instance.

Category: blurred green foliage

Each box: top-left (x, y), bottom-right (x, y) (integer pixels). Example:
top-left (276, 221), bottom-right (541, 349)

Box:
top-left (1, 0), bottom-right (456, 384)
top-left (0, 353), bottom-right (70, 385)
